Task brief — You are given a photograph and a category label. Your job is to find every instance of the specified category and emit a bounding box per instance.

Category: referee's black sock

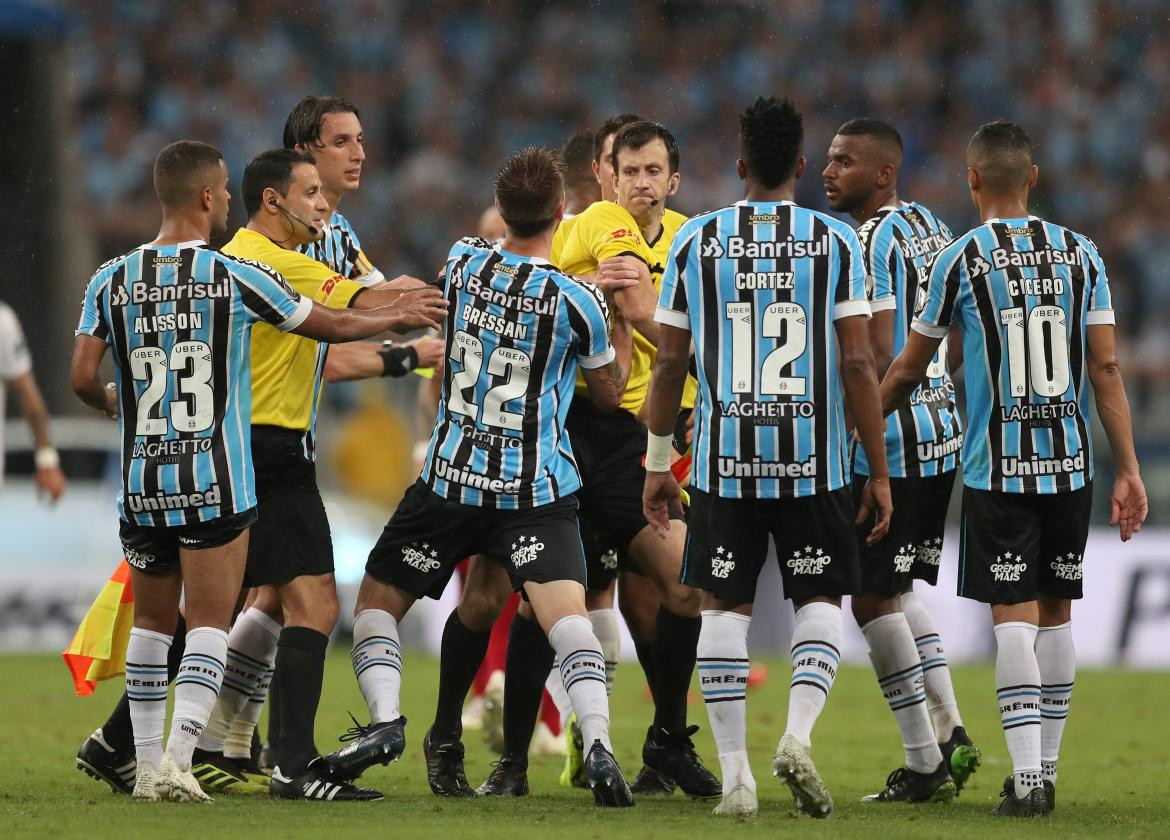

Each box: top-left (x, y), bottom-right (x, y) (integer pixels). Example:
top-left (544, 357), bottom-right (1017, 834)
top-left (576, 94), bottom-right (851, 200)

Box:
top-left (273, 626), bottom-right (328, 776)
top-left (633, 635), bottom-right (656, 704)
top-left (501, 611), bottom-right (555, 767)
top-left (651, 607), bottom-right (701, 734)
top-left (266, 669), bottom-right (281, 751)
top-left (431, 610), bottom-right (491, 744)
top-left (101, 613), bottom-right (187, 754)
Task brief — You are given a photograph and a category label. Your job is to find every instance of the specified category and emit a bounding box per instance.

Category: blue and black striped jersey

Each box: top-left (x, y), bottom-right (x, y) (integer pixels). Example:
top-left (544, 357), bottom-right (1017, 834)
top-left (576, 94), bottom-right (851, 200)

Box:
top-left (854, 201), bottom-right (963, 477)
top-left (421, 238), bottom-right (614, 509)
top-left (298, 211), bottom-right (384, 287)
top-left (656, 200), bottom-right (870, 500)
top-left (76, 241), bottom-right (311, 527)
top-left (913, 216), bottom-right (1114, 494)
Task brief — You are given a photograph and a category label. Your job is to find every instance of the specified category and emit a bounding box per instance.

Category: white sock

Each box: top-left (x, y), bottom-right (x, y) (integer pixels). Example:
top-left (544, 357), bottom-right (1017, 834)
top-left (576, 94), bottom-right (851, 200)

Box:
top-left (1036, 621), bottom-right (1075, 785)
top-left (994, 621), bottom-right (1042, 798)
top-left (352, 609), bottom-right (403, 723)
top-left (168, 626), bottom-right (228, 772)
top-left (784, 601), bottom-right (842, 746)
top-left (126, 627), bottom-right (172, 769)
top-left (698, 609), bottom-right (755, 796)
top-left (862, 613), bottom-right (943, 773)
top-left (550, 614), bottom-right (611, 752)
top-left (197, 607), bottom-right (281, 753)
top-left (588, 608), bottom-right (620, 695)
top-left (225, 665), bottom-right (273, 760)
top-left (901, 589), bottom-right (963, 741)
top-left (545, 666), bottom-right (573, 726)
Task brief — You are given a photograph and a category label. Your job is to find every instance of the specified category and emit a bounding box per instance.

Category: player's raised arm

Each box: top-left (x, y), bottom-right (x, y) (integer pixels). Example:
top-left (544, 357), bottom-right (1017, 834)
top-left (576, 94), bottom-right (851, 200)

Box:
top-left (292, 297), bottom-right (446, 343)
top-left (1086, 323), bottom-right (1147, 541)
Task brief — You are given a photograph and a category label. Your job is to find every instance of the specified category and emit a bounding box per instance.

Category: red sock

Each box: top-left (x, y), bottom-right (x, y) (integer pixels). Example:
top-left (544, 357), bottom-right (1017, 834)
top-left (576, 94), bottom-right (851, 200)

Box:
top-left (539, 688), bottom-right (561, 736)
top-left (473, 592), bottom-right (518, 696)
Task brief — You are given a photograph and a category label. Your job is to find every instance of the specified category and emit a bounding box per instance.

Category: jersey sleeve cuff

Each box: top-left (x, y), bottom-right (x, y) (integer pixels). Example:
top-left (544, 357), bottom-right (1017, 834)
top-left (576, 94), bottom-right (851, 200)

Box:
top-left (654, 306), bottom-right (690, 330)
top-left (578, 344), bottom-right (616, 369)
top-left (911, 318), bottom-right (949, 339)
top-left (1086, 309), bottom-right (1115, 325)
top-left (833, 299), bottom-right (871, 320)
top-left (353, 269), bottom-right (386, 288)
top-left (869, 295), bottom-right (898, 313)
top-left (278, 295), bottom-right (314, 332)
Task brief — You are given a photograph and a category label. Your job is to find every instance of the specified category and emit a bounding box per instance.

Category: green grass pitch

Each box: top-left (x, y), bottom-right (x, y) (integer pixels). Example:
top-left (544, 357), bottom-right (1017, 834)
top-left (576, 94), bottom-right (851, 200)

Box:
top-left (2, 651), bottom-right (1167, 838)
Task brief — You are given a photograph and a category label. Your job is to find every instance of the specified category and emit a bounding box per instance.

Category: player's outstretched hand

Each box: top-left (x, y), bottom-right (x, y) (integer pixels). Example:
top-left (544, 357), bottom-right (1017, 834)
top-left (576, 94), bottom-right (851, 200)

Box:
top-left (594, 256), bottom-right (645, 295)
top-left (855, 476), bottom-right (892, 544)
top-left (643, 469), bottom-right (684, 540)
top-left (388, 286), bottom-right (448, 330)
top-left (1111, 470), bottom-right (1148, 542)
top-left (407, 335), bottom-right (446, 370)
top-left (386, 274), bottom-right (428, 289)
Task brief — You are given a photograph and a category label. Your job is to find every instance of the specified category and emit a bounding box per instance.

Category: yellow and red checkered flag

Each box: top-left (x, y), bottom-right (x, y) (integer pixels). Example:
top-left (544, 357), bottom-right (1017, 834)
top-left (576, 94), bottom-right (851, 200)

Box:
top-left (62, 560), bottom-right (135, 696)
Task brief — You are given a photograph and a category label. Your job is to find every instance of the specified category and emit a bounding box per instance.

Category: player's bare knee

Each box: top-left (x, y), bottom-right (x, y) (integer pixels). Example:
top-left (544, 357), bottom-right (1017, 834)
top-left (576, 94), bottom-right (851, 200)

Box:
top-left (1038, 594), bottom-right (1072, 626)
top-left (660, 579), bottom-right (700, 617)
top-left (457, 586), bottom-right (504, 632)
top-left (851, 592), bottom-right (900, 626)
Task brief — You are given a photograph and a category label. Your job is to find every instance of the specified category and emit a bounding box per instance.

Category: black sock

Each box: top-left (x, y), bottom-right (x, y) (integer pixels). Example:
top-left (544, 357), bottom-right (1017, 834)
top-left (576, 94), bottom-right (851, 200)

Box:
top-left (651, 607), bottom-right (700, 734)
top-left (273, 626), bottom-right (328, 775)
top-left (101, 613), bottom-right (187, 754)
top-left (501, 612), bottom-right (554, 768)
top-left (431, 610), bottom-right (491, 743)
top-left (266, 669), bottom-right (281, 748)
top-left (633, 635), bottom-right (656, 703)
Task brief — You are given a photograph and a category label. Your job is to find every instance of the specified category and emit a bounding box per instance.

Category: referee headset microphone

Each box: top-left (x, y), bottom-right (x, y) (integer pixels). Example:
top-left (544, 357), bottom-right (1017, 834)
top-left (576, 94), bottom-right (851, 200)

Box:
top-left (269, 196), bottom-right (322, 238)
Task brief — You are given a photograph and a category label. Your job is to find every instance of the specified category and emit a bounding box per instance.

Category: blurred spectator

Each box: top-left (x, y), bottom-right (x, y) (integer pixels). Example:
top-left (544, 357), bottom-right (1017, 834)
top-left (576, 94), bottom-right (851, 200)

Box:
top-left (63, 0), bottom-right (1170, 411)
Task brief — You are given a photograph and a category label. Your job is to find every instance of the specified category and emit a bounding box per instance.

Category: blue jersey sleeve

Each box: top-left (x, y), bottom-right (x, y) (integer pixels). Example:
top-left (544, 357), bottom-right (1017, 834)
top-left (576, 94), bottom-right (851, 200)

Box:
top-left (655, 221), bottom-right (697, 331)
top-left (76, 267), bottom-right (111, 340)
top-left (912, 238), bottom-right (965, 338)
top-left (832, 225), bottom-right (871, 320)
top-left (860, 216), bottom-right (898, 313)
top-left (225, 258), bottom-right (312, 331)
top-left (1077, 235), bottom-right (1115, 325)
top-left (564, 279), bottom-right (614, 369)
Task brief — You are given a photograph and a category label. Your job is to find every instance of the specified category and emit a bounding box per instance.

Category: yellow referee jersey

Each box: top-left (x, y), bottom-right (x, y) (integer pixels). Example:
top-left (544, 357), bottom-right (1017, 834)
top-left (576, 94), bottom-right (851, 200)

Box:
top-left (554, 201), bottom-right (696, 415)
top-left (222, 227), bottom-right (365, 432)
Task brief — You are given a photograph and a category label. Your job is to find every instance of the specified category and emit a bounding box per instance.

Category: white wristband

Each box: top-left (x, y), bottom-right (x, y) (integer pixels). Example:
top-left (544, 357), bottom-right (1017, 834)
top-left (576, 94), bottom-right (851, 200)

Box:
top-left (645, 431), bottom-right (674, 473)
top-left (35, 447), bottom-right (60, 470)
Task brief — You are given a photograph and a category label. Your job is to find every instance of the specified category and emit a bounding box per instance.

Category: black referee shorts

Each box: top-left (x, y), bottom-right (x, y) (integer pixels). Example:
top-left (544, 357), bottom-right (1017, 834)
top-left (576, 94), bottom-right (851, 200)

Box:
top-left (244, 425), bottom-right (334, 587)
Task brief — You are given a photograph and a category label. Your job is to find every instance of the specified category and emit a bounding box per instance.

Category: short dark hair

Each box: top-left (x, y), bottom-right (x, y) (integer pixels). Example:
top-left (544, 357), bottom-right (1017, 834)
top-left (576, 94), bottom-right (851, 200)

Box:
top-left (836, 118), bottom-right (903, 152)
top-left (562, 131), bottom-right (596, 190)
top-left (282, 95), bottom-right (361, 149)
top-left (242, 148), bottom-right (317, 218)
top-left (968, 119), bottom-right (1034, 192)
top-left (153, 140), bottom-right (223, 208)
top-left (494, 147), bottom-right (565, 238)
top-left (739, 96), bottom-right (803, 189)
top-left (610, 121), bottom-right (680, 173)
top-left (593, 113), bottom-right (642, 162)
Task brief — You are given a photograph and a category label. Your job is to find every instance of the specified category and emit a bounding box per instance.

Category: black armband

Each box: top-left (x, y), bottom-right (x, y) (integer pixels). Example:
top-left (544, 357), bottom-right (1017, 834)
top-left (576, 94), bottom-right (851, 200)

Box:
top-left (378, 341), bottom-right (419, 377)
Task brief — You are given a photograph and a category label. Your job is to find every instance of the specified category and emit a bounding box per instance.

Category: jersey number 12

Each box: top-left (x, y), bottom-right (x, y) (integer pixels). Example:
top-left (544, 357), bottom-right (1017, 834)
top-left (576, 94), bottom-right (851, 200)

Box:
top-left (725, 301), bottom-right (808, 395)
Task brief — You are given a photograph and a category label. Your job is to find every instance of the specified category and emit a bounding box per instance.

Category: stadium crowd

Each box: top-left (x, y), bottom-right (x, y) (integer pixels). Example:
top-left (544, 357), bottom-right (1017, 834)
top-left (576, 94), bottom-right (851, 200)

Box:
top-left (66, 0), bottom-right (1170, 406)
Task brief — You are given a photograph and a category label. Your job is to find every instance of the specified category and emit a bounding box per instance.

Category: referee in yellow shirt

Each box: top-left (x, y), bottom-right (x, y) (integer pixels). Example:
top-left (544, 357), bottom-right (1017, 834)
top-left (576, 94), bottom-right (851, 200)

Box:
top-left (219, 148), bottom-right (443, 801)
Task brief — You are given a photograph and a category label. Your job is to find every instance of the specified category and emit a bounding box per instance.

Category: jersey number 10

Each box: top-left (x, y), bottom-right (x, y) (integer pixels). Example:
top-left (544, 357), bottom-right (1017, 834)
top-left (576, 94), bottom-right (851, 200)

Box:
top-left (999, 304), bottom-right (1071, 398)
top-left (725, 301), bottom-right (808, 395)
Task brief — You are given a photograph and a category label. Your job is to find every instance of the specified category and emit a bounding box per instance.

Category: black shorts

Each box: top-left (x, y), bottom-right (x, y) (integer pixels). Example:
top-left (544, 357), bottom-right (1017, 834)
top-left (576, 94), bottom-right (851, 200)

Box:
top-left (119, 508), bottom-right (257, 577)
top-left (852, 472), bottom-right (955, 595)
top-left (958, 484), bottom-right (1091, 604)
top-left (244, 425), bottom-right (334, 587)
top-left (682, 486), bottom-right (858, 605)
top-left (365, 479), bottom-right (588, 599)
top-left (568, 399), bottom-right (684, 591)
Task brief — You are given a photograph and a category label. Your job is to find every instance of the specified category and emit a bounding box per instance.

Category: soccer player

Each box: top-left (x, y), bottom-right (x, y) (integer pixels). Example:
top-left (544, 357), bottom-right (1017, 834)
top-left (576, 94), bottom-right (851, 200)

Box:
top-left (69, 140), bottom-right (438, 803)
top-left (643, 97), bottom-right (892, 819)
top-left (822, 118), bottom-right (979, 802)
top-left (0, 300), bottom-right (66, 502)
top-left (322, 147), bottom-right (638, 807)
top-left (880, 120), bottom-right (1147, 817)
top-left (193, 147), bottom-right (444, 801)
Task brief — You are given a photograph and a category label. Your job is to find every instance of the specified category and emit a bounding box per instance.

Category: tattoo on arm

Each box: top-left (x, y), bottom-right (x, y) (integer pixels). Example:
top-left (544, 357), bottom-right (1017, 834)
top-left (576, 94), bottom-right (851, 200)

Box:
top-left (597, 359), bottom-right (627, 391)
